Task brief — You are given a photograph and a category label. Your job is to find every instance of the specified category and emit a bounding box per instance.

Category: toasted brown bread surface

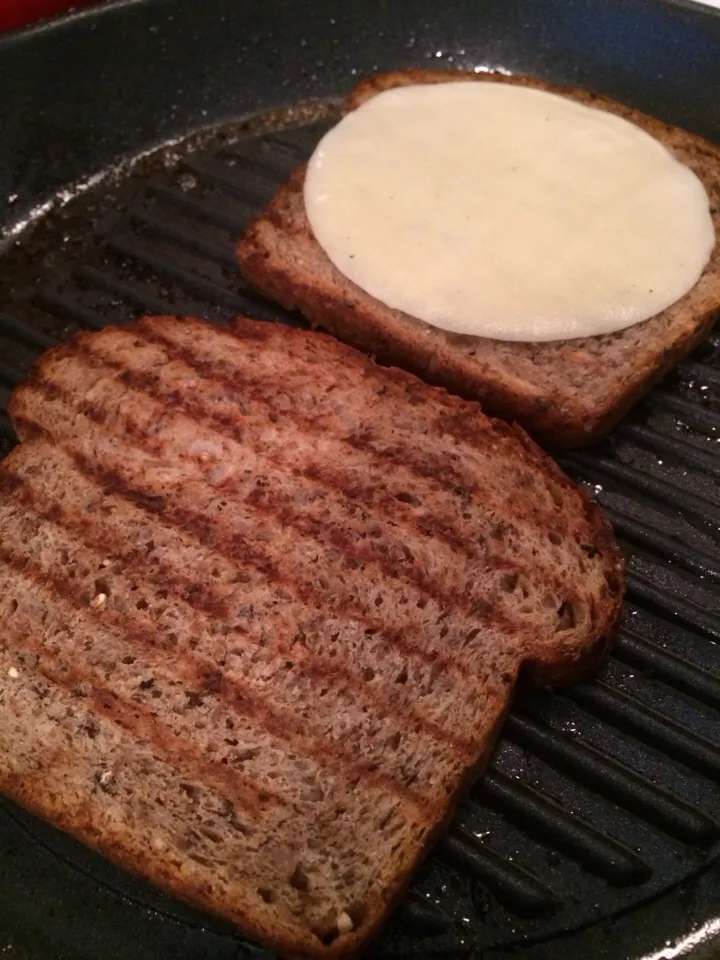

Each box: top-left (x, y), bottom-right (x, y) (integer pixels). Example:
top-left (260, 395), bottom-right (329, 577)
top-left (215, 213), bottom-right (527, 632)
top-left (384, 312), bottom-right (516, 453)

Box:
top-left (237, 70), bottom-right (720, 448)
top-left (0, 316), bottom-right (624, 957)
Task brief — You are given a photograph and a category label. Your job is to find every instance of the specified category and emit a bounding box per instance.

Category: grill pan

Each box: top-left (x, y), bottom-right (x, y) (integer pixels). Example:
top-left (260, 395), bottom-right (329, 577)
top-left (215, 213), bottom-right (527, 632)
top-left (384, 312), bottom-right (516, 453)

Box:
top-left (1, 1), bottom-right (719, 957)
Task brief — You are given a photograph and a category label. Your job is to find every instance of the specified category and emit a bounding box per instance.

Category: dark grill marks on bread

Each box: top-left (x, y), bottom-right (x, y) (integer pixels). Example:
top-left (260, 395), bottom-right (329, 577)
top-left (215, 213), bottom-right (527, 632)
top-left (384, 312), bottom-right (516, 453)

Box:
top-left (0, 580), bottom-right (287, 819)
top-left (74, 335), bottom-right (559, 589)
top-left (0, 647), bottom-right (397, 951)
top-left (19, 321), bottom-right (601, 639)
top-left (237, 71), bottom-right (720, 449)
top-left (0, 542), bottom-right (431, 811)
top-left (0, 316), bottom-right (625, 958)
top-left (13, 405), bottom-right (488, 691)
top-left (3, 459), bottom-right (478, 768)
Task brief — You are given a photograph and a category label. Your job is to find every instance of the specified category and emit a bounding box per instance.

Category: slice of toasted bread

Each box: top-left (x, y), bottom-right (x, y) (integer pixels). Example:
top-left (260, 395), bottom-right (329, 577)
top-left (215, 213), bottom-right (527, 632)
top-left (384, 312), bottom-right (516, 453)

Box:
top-left (237, 70), bottom-right (720, 449)
top-left (0, 315), bottom-right (624, 958)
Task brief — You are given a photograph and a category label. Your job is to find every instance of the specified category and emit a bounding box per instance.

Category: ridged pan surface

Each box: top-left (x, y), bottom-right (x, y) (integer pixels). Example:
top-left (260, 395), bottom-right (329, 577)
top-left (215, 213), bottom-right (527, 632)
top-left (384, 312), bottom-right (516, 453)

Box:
top-left (0, 1), bottom-right (718, 958)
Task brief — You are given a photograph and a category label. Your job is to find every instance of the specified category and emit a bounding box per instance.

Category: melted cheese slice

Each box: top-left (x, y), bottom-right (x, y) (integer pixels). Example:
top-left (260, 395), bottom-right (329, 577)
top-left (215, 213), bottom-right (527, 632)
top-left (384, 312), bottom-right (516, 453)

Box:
top-left (304, 82), bottom-right (715, 342)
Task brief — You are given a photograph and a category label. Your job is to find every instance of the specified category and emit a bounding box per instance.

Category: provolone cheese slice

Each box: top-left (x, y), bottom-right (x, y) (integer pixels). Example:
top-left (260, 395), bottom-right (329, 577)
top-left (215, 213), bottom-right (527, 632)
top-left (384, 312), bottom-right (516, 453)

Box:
top-left (304, 82), bottom-right (715, 342)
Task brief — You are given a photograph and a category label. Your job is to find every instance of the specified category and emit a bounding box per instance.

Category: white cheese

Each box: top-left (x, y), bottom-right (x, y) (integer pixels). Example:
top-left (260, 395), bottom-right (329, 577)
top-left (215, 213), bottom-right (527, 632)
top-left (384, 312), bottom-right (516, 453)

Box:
top-left (304, 82), bottom-right (714, 342)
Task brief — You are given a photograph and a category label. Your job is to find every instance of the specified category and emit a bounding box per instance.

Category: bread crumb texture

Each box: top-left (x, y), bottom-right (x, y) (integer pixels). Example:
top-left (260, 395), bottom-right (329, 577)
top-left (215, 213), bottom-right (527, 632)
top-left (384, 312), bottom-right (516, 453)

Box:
top-left (0, 315), bottom-right (624, 957)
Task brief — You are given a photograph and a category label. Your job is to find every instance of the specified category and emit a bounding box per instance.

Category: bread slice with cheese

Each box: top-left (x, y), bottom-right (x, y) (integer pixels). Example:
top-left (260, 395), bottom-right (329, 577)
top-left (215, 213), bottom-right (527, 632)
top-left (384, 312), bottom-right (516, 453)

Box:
top-left (237, 70), bottom-right (720, 449)
top-left (0, 314), bottom-right (624, 958)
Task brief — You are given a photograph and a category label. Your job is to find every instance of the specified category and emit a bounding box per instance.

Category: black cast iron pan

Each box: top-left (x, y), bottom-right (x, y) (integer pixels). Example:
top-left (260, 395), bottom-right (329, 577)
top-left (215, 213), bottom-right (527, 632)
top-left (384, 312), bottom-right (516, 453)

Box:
top-left (0, 1), bottom-right (719, 958)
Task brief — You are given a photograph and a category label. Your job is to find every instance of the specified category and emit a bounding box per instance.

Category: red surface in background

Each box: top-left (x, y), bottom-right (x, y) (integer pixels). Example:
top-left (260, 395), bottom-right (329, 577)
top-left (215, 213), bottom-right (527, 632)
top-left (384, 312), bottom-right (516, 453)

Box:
top-left (0, 0), bottom-right (98, 32)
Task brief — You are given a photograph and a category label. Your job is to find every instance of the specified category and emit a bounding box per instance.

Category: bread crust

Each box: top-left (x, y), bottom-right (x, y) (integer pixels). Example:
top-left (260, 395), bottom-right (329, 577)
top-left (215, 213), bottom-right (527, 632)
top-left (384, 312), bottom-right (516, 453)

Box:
top-left (237, 70), bottom-right (720, 448)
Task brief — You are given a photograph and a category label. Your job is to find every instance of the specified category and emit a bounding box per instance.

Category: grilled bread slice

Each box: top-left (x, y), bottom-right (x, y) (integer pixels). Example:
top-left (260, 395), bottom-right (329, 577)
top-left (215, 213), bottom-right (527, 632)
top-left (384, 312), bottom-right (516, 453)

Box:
top-left (0, 315), bottom-right (624, 958)
top-left (237, 70), bottom-right (720, 449)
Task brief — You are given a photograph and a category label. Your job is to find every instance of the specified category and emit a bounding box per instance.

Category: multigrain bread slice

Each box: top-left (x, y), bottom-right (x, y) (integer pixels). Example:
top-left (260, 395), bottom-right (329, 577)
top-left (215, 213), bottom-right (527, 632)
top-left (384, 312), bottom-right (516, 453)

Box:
top-left (237, 70), bottom-right (720, 449)
top-left (0, 315), bottom-right (624, 958)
